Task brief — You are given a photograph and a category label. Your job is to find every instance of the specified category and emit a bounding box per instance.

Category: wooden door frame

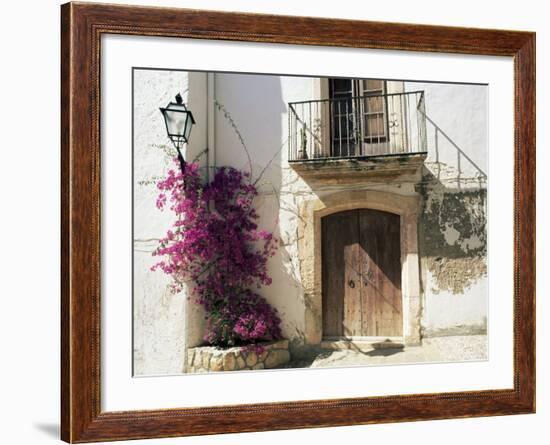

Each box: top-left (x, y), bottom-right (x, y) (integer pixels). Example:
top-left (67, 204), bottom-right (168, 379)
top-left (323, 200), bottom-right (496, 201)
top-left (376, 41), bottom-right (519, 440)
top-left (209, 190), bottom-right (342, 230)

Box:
top-left (298, 189), bottom-right (422, 346)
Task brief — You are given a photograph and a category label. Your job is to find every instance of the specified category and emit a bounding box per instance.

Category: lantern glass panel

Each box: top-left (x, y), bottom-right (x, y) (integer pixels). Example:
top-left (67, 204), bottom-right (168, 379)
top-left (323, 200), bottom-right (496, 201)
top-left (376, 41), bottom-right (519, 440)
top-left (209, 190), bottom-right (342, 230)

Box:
top-left (184, 115), bottom-right (193, 141)
top-left (163, 103), bottom-right (189, 138)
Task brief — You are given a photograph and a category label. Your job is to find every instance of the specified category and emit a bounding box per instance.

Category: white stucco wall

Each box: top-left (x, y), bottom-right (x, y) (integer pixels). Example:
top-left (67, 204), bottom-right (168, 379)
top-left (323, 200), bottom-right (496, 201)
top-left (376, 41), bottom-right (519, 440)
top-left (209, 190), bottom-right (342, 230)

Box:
top-left (404, 81), bottom-right (488, 334)
top-left (133, 69), bottom-right (191, 376)
top-left (405, 81), bottom-right (488, 182)
top-left (133, 71), bottom-right (488, 375)
top-left (422, 277), bottom-right (487, 334)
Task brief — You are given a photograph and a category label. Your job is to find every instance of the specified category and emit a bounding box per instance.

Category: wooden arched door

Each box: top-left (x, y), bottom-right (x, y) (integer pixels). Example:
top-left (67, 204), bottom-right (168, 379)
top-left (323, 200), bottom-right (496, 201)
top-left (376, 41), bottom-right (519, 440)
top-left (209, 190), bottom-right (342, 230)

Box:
top-left (322, 209), bottom-right (403, 338)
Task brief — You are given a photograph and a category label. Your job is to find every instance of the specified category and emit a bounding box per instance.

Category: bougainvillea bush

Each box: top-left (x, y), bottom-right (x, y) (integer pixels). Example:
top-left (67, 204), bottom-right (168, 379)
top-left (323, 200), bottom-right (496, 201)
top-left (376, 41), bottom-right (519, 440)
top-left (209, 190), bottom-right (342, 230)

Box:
top-left (152, 161), bottom-right (282, 348)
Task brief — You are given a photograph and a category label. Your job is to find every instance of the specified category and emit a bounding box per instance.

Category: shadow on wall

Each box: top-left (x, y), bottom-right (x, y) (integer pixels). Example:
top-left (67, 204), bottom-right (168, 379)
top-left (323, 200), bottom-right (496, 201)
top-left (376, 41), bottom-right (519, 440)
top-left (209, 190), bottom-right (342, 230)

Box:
top-left (213, 74), bottom-right (303, 345)
top-left (425, 113), bottom-right (487, 183)
top-left (184, 72), bottom-right (212, 349)
top-left (415, 111), bottom-right (488, 296)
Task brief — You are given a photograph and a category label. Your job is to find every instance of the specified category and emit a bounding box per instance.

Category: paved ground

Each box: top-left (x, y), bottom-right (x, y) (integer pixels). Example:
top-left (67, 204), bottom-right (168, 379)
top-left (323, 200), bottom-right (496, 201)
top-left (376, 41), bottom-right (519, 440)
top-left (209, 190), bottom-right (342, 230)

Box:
top-left (285, 335), bottom-right (487, 369)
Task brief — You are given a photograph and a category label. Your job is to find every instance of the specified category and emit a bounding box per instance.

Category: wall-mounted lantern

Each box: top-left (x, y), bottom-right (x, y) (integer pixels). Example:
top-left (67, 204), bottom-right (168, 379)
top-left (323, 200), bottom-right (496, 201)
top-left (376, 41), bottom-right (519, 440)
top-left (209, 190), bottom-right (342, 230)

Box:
top-left (159, 93), bottom-right (195, 175)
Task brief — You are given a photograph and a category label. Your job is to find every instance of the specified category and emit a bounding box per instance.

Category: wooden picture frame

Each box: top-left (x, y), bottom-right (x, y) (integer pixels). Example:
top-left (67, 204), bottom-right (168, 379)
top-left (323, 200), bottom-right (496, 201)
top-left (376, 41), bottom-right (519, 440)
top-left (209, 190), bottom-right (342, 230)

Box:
top-left (61, 2), bottom-right (535, 442)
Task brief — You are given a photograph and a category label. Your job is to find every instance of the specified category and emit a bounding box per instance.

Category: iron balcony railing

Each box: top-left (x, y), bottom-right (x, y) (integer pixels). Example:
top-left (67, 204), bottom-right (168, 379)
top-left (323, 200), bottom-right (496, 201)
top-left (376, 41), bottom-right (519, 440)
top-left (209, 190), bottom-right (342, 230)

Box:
top-left (288, 91), bottom-right (427, 162)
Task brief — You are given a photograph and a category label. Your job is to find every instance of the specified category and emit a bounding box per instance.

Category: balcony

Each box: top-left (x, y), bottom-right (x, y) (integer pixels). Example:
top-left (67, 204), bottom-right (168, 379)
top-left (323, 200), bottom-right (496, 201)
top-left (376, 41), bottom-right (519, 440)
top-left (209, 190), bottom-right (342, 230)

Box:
top-left (288, 91), bottom-right (428, 184)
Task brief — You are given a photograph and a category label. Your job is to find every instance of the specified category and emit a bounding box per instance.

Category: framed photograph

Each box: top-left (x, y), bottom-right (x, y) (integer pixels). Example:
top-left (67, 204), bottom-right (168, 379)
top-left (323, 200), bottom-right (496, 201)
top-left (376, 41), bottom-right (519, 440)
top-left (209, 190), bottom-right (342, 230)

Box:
top-left (61, 2), bottom-right (535, 442)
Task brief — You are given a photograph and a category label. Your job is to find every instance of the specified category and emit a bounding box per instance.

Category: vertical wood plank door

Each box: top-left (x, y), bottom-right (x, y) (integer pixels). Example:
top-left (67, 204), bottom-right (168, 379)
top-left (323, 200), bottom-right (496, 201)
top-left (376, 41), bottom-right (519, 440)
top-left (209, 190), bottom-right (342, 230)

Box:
top-left (322, 210), bottom-right (360, 337)
top-left (359, 209), bottom-right (403, 337)
top-left (322, 209), bottom-right (403, 339)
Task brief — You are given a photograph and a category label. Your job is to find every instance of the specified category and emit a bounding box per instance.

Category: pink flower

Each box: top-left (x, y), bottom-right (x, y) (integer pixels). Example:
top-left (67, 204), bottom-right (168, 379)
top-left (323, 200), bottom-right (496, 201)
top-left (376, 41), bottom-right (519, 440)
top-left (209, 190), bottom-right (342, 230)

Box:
top-left (156, 194), bottom-right (167, 209)
top-left (151, 160), bottom-right (281, 347)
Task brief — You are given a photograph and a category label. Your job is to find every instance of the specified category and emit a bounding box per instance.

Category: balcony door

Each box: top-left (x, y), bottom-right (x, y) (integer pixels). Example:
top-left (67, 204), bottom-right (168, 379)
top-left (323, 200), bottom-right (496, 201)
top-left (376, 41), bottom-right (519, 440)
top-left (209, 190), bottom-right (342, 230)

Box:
top-left (328, 78), bottom-right (407, 157)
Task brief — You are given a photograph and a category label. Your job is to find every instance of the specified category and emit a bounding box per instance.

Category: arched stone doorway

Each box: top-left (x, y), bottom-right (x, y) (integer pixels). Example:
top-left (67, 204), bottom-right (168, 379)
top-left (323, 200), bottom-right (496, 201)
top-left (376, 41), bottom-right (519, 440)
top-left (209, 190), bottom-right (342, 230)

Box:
top-left (297, 190), bottom-right (421, 346)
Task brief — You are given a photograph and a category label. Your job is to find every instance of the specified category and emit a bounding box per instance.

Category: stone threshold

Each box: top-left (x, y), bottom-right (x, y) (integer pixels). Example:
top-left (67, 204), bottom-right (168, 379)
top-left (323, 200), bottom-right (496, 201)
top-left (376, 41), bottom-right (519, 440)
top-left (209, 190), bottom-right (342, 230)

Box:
top-left (186, 339), bottom-right (290, 373)
top-left (320, 338), bottom-right (405, 352)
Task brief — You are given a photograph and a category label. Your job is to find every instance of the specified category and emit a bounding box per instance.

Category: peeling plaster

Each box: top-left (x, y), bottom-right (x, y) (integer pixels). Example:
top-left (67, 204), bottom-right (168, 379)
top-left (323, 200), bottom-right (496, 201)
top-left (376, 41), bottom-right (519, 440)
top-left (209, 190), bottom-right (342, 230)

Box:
top-left (418, 167), bottom-right (487, 295)
top-left (427, 256), bottom-right (487, 295)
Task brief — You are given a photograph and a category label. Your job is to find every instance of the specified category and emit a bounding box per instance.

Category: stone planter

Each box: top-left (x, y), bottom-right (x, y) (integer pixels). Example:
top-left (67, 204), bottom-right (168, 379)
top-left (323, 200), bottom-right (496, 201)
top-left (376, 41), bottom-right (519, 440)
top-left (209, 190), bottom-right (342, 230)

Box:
top-left (186, 339), bottom-right (290, 373)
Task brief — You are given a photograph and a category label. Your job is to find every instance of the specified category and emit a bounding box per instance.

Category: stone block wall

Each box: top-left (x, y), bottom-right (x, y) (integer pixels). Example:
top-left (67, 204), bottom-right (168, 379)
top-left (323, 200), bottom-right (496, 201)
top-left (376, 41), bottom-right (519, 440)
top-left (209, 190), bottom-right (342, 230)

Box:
top-left (186, 340), bottom-right (290, 373)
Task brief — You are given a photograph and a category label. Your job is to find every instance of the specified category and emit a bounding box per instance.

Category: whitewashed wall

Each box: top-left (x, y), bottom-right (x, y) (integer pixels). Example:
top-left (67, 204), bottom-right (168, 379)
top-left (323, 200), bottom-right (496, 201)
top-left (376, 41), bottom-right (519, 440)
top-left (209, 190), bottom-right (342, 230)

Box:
top-left (133, 69), bottom-right (203, 376)
top-left (422, 279), bottom-right (487, 334)
top-left (404, 81), bottom-right (488, 334)
top-left (405, 81), bottom-right (488, 181)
